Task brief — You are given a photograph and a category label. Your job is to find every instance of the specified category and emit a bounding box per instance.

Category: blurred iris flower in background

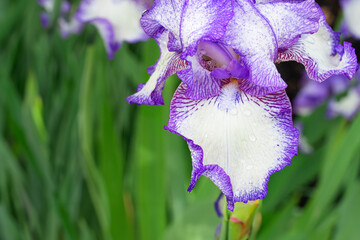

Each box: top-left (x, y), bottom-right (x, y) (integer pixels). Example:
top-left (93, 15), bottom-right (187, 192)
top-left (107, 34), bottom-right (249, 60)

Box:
top-left (294, 67), bottom-right (360, 119)
top-left (76, 0), bottom-right (151, 58)
top-left (340, 0), bottom-right (360, 39)
top-left (38, 0), bottom-right (83, 37)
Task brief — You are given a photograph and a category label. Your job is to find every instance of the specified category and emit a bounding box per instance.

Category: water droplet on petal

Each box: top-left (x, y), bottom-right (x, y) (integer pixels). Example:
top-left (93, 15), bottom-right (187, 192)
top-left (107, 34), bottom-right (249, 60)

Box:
top-left (244, 109), bottom-right (251, 116)
top-left (249, 135), bottom-right (256, 142)
top-left (306, 37), bottom-right (315, 44)
top-left (230, 108), bottom-right (238, 115)
top-left (246, 165), bottom-right (253, 170)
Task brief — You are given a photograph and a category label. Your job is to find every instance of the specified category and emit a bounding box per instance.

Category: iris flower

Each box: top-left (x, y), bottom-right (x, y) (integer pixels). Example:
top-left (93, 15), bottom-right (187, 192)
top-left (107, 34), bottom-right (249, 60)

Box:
top-left (127, 0), bottom-right (358, 210)
top-left (38, 0), bottom-right (83, 38)
top-left (341, 0), bottom-right (360, 39)
top-left (294, 68), bottom-right (360, 119)
top-left (76, 0), bottom-right (152, 58)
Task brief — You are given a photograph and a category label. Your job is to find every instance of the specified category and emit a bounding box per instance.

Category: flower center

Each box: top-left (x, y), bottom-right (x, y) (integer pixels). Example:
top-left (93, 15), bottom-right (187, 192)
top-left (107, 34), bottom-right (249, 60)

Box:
top-left (197, 41), bottom-right (237, 68)
top-left (196, 41), bottom-right (249, 80)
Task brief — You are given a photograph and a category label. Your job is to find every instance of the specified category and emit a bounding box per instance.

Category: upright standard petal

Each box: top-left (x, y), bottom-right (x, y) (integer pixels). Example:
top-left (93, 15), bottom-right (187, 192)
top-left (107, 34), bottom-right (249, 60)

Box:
top-left (141, 0), bottom-right (233, 53)
top-left (222, 0), bottom-right (286, 97)
top-left (166, 81), bottom-right (299, 210)
top-left (176, 0), bottom-right (234, 100)
top-left (141, 0), bottom-right (234, 100)
top-left (140, 0), bottom-right (185, 39)
top-left (179, 0), bottom-right (234, 56)
top-left (277, 10), bottom-right (358, 82)
top-left (256, 0), bottom-right (321, 50)
top-left (126, 31), bottom-right (187, 105)
top-left (76, 0), bottom-right (148, 58)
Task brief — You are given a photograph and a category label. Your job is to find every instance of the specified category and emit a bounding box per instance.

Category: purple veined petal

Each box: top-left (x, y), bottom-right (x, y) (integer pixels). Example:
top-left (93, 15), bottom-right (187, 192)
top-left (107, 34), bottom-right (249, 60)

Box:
top-left (176, 54), bottom-right (222, 100)
top-left (276, 10), bottom-right (358, 82)
top-left (179, 0), bottom-right (234, 57)
top-left (76, 0), bottom-right (148, 59)
top-left (196, 41), bottom-right (249, 80)
top-left (141, 0), bottom-right (233, 56)
top-left (256, 0), bottom-right (321, 50)
top-left (126, 31), bottom-right (188, 105)
top-left (165, 81), bottom-right (299, 210)
top-left (177, 42), bottom-right (238, 100)
top-left (327, 88), bottom-right (360, 120)
top-left (142, 0), bottom-right (234, 57)
top-left (340, 0), bottom-right (360, 39)
top-left (140, 0), bottom-right (185, 39)
top-left (222, 0), bottom-right (287, 97)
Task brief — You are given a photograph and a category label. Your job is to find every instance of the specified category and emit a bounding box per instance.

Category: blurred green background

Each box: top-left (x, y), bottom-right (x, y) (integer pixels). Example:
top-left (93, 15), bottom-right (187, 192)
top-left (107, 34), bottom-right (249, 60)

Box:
top-left (0, 0), bottom-right (360, 240)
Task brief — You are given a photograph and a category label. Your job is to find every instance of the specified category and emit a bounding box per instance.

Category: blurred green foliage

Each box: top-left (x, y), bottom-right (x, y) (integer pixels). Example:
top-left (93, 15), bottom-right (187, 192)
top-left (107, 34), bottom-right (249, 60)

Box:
top-left (0, 1), bottom-right (359, 240)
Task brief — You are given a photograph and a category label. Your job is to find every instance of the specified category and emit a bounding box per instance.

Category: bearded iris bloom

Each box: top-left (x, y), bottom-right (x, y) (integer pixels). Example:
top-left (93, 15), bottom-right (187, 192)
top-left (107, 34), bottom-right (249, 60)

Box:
top-left (76, 0), bottom-right (152, 58)
top-left (38, 0), bottom-right (83, 38)
top-left (127, 0), bottom-right (358, 210)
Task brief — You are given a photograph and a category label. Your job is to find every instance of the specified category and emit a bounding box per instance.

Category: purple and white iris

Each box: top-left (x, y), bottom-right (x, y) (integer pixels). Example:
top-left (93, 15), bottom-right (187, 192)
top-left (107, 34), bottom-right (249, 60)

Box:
top-left (38, 0), bottom-right (83, 38)
top-left (340, 0), bottom-right (360, 39)
top-left (76, 0), bottom-right (152, 58)
top-left (294, 68), bottom-right (360, 119)
top-left (127, 0), bottom-right (358, 210)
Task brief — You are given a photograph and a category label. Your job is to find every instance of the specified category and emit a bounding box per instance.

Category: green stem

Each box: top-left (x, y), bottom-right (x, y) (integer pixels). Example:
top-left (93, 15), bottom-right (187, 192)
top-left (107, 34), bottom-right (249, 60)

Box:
top-left (219, 200), bottom-right (262, 240)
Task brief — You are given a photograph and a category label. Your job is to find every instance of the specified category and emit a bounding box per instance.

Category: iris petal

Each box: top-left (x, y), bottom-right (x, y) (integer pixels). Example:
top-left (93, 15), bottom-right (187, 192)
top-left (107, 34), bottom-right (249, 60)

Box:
top-left (293, 77), bottom-right (330, 115)
top-left (327, 88), bottom-right (360, 119)
top-left (126, 31), bottom-right (187, 105)
top-left (179, 0), bottom-right (234, 57)
top-left (59, 17), bottom-right (83, 38)
top-left (140, 0), bottom-right (185, 39)
top-left (256, 0), bottom-right (321, 50)
top-left (142, 0), bottom-right (234, 100)
top-left (166, 81), bottom-right (299, 210)
top-left (277, 12), bottom-right (358, 82)
top-left (340, 0), bottom-right (360, 39)
top-left (222, 0), bottom-right (286, 97)
top-left (76, 0), bottom-right (148, 58)
top-left (177, 54), bottom-right (222, 100)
